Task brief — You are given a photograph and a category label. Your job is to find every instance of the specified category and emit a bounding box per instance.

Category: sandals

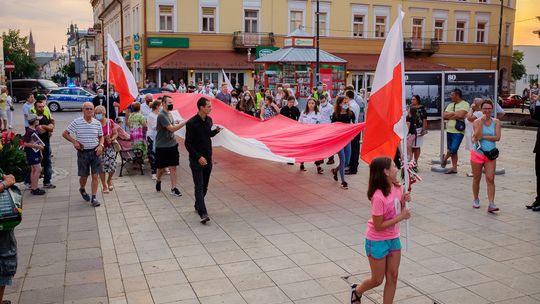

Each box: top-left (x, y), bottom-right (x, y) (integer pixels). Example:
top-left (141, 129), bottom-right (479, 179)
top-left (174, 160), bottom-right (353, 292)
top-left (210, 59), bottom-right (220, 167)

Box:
top-left (444, 170), bottom-right (457, 174)
top-left (350, 284), bottom-right (361, 303)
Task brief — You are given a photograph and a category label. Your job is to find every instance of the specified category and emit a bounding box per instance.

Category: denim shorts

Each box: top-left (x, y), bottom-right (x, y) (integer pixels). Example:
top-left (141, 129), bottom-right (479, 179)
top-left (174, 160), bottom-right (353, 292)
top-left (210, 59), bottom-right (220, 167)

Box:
top-left (365, 238), bottom-right (402, 259)
top-left (447, 132), bottom-right (464, 155)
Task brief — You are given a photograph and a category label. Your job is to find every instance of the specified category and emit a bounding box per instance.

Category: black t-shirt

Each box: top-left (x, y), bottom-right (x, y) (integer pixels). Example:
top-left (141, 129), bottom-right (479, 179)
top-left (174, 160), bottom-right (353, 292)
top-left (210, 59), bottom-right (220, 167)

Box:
top-left (37, 115), bottom-right (51, 144)
top-left (331, 112), bottom-right (355, 124)
top-left (280, 106), bottom-right (301, 121)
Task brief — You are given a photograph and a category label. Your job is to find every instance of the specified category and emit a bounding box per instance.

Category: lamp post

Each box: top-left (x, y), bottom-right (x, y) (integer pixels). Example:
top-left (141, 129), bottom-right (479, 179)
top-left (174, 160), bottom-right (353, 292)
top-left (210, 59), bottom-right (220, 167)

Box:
top-left (495, 0), bottom-right (503, 96)
top-left (315, 0), bottom-right (320, 87)
top-left (85, 38), bottom-right (89, 82)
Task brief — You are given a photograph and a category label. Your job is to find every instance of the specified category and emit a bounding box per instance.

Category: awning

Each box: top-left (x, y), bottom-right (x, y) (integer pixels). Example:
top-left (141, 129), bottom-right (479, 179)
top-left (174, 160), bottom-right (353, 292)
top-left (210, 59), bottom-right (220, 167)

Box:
top-left (147, 50), bottom-right (253, 70)
top-left (254, 48), bottom-right (346, 63)
top-left (335, 53), bottom-right (455, 71)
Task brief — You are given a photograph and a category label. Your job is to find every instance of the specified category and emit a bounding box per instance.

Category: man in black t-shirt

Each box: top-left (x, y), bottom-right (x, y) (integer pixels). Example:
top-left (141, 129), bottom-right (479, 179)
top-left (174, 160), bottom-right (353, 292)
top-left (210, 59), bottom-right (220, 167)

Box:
top-left (279, 96), bottom-right (300, 121)
top-left (34, 98), bottom-right (56, 188)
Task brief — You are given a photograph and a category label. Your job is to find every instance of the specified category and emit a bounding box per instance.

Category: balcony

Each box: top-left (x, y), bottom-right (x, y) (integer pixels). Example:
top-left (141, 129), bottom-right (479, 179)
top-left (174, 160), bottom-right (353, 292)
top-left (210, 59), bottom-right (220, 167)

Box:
top-left (233, 31), bottom-right (275, 49)
top-left (403, 38), bottom-right (439, 56)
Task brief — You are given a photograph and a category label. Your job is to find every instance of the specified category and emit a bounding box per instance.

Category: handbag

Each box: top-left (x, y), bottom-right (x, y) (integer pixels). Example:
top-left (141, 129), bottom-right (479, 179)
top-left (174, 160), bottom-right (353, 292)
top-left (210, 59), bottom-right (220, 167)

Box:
top-left (0, 172), bottom-right (23, 231)
top-left (453, 103), bottom-right (466, 132)
top-left (112, 140), bottom-right (122, 153)
top-left (481, 147), bottom-right (499, 160)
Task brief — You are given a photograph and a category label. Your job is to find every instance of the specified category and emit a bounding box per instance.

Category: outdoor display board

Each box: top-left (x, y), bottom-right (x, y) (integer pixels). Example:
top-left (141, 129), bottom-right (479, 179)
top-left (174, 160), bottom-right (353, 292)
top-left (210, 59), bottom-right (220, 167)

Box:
top-left (405, 72), bottom-right (443, 117)
top-left (443, 71), bottom-right (497, 108)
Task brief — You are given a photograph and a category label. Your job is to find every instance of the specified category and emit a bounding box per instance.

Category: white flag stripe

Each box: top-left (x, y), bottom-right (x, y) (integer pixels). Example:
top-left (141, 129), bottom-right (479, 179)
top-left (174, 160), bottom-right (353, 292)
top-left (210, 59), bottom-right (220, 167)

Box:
top-left (222, 69), bottom-right (234, 92)
top-left (107, 34), bottom-right (138, 99)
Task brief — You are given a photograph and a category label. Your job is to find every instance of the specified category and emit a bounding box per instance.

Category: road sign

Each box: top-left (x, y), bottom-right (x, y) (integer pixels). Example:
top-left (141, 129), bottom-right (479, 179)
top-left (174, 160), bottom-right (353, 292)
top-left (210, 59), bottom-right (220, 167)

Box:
top-left (134, 44), bottom-right (141, 51)
top-left (134, 53), bottom-right (140, 60)
top-left (133, 34), bottom-right (140, 42)
top-left (4, 61), bottom-right (15, 72)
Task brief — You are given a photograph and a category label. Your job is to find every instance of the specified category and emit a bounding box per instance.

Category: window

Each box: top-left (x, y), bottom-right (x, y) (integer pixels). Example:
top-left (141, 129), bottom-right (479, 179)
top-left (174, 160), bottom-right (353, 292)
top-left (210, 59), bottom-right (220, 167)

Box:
top-left (476, 21), bottom-right (486, 43)
top-left (317, 12), bottom-right (327, 36)
top-left (375, 16), bottom-right (386, 38)
top-left (195, 72), bottom-right (219, 89)
top-left (434, 20), bottom-right (445, 41)
top-left (133, 6), bottom-right (140, 34)
top-left (290, 10), bottom-right (303, 31)
top-left (455, 21), bottom-right (466, 42)
top-left (412, 18), bottom-right (423, 39)
top-left (202, 7), bottom-right (216, 32)
top-left (159, 5), bottom-right (173, 32)
top-left (504, 23), bottom-right (511, 46)
top-left (478, 0), bottom-right (487, 2)
top-left (353, 15), bottom-right (365, 38)
top-left (244, 10), bottom-right (258, 33)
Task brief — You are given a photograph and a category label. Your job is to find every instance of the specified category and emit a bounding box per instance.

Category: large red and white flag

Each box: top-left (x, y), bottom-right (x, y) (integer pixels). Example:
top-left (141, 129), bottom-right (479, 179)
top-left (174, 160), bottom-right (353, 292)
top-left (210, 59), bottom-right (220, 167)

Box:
top-left (360, 11), bottom-right (407, 164)
top-left (107, 34), bottom-right (138, 112)
top-left (166, 93), bottom-right (365, 163)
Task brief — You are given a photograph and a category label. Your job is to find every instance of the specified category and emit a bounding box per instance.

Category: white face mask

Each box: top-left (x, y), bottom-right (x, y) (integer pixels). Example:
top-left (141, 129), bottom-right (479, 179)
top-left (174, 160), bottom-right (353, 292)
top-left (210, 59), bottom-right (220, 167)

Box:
top-left (245, 96), bottom-right (251, 100)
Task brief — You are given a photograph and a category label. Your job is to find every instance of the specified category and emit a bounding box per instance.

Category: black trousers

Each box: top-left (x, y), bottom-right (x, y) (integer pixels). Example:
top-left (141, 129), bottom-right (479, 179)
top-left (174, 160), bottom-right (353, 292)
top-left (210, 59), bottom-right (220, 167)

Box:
top-left (536, 152), bottom-right (540, 202)
top-left (190, 160), bottom-right (212, 217)
top-left (348, 133), bottom-right (361, 173)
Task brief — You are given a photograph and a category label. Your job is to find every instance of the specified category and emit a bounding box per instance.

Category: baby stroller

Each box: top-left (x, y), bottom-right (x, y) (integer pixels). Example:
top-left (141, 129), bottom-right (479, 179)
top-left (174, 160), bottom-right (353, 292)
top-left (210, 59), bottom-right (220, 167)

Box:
top-left (116, 125), bottom-right (145, 177)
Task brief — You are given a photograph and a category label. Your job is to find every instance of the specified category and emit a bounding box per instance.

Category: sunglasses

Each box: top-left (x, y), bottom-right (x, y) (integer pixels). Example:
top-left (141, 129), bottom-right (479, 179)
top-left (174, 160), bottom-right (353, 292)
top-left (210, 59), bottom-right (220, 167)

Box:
top-left (84, 107), bottom-right (94, 110)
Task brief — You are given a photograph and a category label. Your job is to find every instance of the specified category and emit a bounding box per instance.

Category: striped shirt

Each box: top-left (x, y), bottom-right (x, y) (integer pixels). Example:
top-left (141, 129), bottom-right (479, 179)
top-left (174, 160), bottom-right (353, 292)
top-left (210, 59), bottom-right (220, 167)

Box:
top-left (66, 117), bottom-right (103, 149)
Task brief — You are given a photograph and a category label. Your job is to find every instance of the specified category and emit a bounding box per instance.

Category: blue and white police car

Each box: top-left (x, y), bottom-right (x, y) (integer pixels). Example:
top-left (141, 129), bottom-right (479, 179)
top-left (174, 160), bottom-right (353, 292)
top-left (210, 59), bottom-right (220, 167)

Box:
top-left (46, 86), bottom-right (96, 112)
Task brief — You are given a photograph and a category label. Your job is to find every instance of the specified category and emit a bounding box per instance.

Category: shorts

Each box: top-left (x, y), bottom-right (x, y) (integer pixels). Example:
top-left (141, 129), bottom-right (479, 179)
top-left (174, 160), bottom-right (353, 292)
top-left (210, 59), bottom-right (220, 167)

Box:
top-left (446, 132), bottom-right (464, 155)
top-left (412, 128), bottom-right (424, 148)
top-left (26, 150), bottom-right (42, 166)
top-left (470, 149), bottom-right (494, 164)
top-left (365, 238), bottom-right (402, 259)
top-left (77, 149), bottom-right (103, 176)
top-left (0, 109), bottom-right (6, 119)
top-left (0, 275), bottom-right (12, 286)
top-left (155, 144), bottom-right (179, 169)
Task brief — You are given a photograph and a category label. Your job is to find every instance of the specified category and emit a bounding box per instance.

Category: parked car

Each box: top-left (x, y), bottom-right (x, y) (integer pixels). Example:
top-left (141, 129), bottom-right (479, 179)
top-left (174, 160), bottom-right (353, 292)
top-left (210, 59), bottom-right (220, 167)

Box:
top-left (500, 94), bottom-right (524, 108)
top-left (46, 87), bottom-right (96, 112)
top-left (7, 79), bottom-right (58, 103)
top-left (139, 88), bottom-right (173, 95)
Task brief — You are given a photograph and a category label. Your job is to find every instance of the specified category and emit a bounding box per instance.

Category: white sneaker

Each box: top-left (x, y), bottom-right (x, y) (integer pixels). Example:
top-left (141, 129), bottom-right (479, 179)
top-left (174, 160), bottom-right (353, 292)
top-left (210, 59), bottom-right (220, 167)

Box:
top-left (473, 199), bottom-right (480, 209)
top-left (151, 174), bottom-right (157, 180)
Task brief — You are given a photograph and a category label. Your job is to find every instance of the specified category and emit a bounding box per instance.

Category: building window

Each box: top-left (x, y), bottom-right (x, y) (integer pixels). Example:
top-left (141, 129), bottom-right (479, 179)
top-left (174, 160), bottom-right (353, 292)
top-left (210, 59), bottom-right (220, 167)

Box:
top-left (478, 0), bottom-right (487, 2)
top-left (504, 23), bottom-right (511, 46)
top-left (353, 15), bottom-right (365, 38)
top-left (244, 10), bottom-right (258, 33)
top-left (412, 18), bottom-right (423, 39)
top-left (159, 5), bottom-right (173, 32)
top-left (317, 12), bottom-right (327, 36)
top-left (375, 16), bottom-right (386, 38)
top-left (476, 21), bottom-right (486, 43)
top-left (290, 10), bottom-right (303, 31)
top-left (201, 7), bottom-right (216, 32)
top-left (434, 20), bottom-right (445, 41)
top-left (455, 21), bottom-right (466, 42)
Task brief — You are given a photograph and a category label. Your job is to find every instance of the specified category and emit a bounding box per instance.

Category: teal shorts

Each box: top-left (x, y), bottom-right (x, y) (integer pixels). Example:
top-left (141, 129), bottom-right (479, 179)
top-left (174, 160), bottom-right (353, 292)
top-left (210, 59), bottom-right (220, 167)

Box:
top-left (365, 238), bottom-right (402, 259)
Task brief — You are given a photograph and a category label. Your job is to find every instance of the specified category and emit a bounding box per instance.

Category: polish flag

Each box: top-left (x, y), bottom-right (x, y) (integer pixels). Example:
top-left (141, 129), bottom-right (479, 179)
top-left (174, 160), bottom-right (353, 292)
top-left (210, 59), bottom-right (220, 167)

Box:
top-left (107, 34), bottom-right (138, 112)
top-left (360, 11), bottom-right (407, 164)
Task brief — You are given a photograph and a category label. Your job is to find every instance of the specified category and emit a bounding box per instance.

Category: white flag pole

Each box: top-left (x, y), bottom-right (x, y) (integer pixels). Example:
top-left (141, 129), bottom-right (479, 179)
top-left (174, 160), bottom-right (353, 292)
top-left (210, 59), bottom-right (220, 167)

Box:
top-left (106, 48), bottom-right (110, 123)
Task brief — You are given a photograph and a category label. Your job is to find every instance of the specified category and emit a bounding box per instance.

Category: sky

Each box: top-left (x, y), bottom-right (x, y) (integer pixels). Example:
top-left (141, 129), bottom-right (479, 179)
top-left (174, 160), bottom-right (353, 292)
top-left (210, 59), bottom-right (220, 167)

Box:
top-left (0, 0), bottom-right (538, 52)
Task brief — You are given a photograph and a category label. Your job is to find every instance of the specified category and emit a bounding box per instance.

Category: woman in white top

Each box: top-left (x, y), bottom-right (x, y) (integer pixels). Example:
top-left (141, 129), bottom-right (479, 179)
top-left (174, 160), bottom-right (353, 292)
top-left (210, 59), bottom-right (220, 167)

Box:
top-left (275, 87), bottom-right (285, 108)
top-left (298, 97), bottom-right (324, 174)
top-left (147, 99), bottom-right (162, 180)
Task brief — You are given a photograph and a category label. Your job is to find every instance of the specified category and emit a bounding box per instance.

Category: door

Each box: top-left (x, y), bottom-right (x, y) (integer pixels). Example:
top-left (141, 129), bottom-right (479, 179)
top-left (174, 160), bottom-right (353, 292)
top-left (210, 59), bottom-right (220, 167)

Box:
top-left (244, 10), bottom-right (260, 45)
top-left (412, 18), bottom-right (424, 49)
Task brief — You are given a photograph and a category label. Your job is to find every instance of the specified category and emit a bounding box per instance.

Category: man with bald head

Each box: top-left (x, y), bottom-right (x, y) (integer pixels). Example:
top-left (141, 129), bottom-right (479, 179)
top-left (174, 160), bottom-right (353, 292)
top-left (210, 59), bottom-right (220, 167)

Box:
top-left (63, 102), bottom-right (104, 207)
top-left (141, 93), bottom-right (153, 119)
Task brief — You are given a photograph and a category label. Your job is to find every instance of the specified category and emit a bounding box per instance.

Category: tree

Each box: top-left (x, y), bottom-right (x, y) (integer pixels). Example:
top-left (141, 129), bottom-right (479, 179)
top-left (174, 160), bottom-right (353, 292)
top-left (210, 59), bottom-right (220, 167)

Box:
top-left (2, 29), bottom-right (38, 79)
top-left (511, 50), bottom-right (526, 81)
top-left (61, 62), bottom-right (76, 78)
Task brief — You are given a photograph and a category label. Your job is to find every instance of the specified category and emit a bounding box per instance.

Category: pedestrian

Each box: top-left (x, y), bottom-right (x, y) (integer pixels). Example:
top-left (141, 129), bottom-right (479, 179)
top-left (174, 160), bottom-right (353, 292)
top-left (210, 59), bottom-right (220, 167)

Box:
top-left (321, 83), bottom-right (332, 100)
top-left (178, 79), bottom-right (187, 93)
top-left (0, 88), bottom-right (8, 131)
top-left (350, 156), bottom-right (411, 304)
top-left (155, 96), bottom-right (186, 196)
top-left (442, 88), bottom-right (470, 174)
top-left (62, 102), bottom-right (104, 207)
top-left (128, 102), bottom-right (148, 159)
top-left (24, 114), bottom-right (46, 195)
top-left (275, 86), bottom-right (285, 108)
top-left (22, 93), bottom-right (35, 131)
top-left (330, 96), bottom-right (355, 189)
top-left (298, 97), bottom-right (324, 173)
top-left (6, 89), bottom-right (13, 130)
top-left (236, 91), bottom-right (256, 117)
top-left (345, 89), bottom-right (362, 175)
top-left (0, 173), bottom-right (18, 304)
top-left (260, 95), bottom-right (280, 120)
top-left (185, 97), bottom-right (222, 223)
top-left (147, 100), bottom-right (162, 180)
top-left (94, 106), bottom-right (118, 193)
top-left (280, 96), bottom-right (301, 121)
top-left (409, 95), bottom-right (428, 165)
top-left (528, 94), bottom-right (540, 211)
top-left (319, 94), bottom-right (335, 165)
top-left (471, 100), bottom-right (501, 212)
top-left (230, 90), bottom-right (239, 109)
top-left (255, 87), bottom-right (265, 111)
top-left (33, 97), bottom-right (56, 189)
top-left (141, 94), bottom-right (153, 119)
top-left (216, 83), bottom-right (232, 105)
top-left (110, 87), bottom-right (121, 121)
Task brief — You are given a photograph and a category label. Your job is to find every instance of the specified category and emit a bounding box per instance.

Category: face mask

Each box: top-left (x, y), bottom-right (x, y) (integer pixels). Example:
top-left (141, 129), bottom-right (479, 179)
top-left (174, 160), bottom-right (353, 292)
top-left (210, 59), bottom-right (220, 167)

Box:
top-left (342, 104), bottom-right (349, 110)
top-left (167, 104), bottom-right (173, 111)
top-left (320, 101), bottom-right (327, 106)
top-left (98, 93), bottom-right (104, 97)
top-left (245, 96), bottom-right (251, 100)
top-left (95, 114), bottom-right (103, 120)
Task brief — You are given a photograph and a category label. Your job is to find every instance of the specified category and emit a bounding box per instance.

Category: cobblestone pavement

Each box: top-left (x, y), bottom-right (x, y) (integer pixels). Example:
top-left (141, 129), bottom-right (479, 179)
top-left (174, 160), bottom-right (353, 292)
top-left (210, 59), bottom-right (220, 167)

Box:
top-left (4, 108), bottom-right (540, 304)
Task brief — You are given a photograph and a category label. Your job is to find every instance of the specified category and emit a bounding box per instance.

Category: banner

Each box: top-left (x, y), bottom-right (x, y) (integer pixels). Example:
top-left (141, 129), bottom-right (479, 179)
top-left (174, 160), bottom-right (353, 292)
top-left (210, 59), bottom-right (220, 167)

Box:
top-left (443, 71), bottom-right (497, 108)
top-left (405, 72), bottom-right (443, 117)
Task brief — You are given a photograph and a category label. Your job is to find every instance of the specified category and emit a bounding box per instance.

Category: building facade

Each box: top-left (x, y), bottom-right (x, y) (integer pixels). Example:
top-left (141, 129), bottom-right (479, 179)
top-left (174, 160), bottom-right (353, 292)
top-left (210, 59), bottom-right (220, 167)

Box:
top-left (0, 37), bottom-right (5, 85)
top-left (92, 0), bottom-right (516, 95)
top-left (513, 45), bottom-right (540, 96)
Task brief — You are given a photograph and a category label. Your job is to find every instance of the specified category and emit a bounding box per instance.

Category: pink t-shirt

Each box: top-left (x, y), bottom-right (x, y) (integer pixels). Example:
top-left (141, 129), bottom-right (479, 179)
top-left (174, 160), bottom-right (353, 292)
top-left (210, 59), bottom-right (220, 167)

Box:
top-left (365, 186), bottom-right (402, 241)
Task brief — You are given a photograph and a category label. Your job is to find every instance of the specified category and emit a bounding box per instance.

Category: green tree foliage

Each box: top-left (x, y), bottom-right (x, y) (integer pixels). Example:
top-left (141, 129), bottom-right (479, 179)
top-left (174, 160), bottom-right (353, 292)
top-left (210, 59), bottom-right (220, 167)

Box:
top-left (512, 50), bottom-right (526, 81)
top-left (2, 29), bottom-right (38, 79)
top-left (61, 62), bottom-right (76, 78)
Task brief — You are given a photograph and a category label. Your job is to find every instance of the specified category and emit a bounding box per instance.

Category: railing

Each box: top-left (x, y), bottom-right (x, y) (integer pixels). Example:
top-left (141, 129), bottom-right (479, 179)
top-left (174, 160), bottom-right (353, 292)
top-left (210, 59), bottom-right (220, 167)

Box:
top-left (233, 31), bottom-right (275, 49)
top-left (403, 38), bottom-right (440, 54)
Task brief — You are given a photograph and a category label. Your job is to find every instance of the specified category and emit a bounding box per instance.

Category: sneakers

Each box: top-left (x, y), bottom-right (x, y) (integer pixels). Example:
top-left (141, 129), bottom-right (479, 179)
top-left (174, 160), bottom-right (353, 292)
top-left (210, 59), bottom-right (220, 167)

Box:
top-left (487, 203), bottom-right (499, 213)
top-left (341, 182), bottom-right (348, 189)
top-left (155, 180), bottom-right (161, 192)
top-left (151, 174), bottom-right (157, 180)
top-left (43, 183), bottom-right (56, 189)
top-left (30, 188), bottom-right (46, 195)
top-left (473, 199), bottom-right (480, 209)
top-left (171, 188), bottom-right (182, 196)
top-left (91, 198), bottom-right (101, 207)
top-left (79, 188), bottom-right (91, 202)
top-left (331, 168), bottom-right (338, 181)
top-left (200, 214), bottom-right (210, 224)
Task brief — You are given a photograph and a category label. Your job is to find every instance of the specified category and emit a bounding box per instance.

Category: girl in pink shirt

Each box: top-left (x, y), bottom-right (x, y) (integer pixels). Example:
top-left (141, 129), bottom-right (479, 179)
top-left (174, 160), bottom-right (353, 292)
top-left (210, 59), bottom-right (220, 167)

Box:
top-left (351, 156), bottom-right (411, 304)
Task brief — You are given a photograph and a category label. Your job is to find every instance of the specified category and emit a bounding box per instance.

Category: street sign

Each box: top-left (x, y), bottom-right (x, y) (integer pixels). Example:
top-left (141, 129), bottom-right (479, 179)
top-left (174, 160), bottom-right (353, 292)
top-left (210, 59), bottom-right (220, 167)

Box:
top-left (134, 44), bottom-right (141, 51)
top-left (4, 62), bottom-right (15, 72)
top-left (133, 34), bottom-right (140, 42)
top-left (134, 53), bottom-right (140, 60)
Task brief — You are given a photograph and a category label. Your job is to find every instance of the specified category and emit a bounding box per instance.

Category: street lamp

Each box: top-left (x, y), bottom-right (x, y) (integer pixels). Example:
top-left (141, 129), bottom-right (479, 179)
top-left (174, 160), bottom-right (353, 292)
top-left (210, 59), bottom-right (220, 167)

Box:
top-left (495, 0), bottom-right (503, 96)
top-left (85, 38), bottom-right (89, 81)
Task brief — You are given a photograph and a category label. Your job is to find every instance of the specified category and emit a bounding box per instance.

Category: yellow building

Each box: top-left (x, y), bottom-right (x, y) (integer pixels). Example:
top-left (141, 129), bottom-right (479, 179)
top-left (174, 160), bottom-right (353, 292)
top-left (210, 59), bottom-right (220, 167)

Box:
top-left (92, 0), bottom-right (516, 95)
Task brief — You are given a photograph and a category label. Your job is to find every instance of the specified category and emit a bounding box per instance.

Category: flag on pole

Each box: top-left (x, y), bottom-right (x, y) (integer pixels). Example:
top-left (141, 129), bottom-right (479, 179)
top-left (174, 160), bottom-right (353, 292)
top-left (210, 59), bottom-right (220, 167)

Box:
top-left (360, 11), bottom-right (407, 164)
top-left (222, 69), bottom-right (234, 92)
top-left (107, 34), bottom-right (138, 112)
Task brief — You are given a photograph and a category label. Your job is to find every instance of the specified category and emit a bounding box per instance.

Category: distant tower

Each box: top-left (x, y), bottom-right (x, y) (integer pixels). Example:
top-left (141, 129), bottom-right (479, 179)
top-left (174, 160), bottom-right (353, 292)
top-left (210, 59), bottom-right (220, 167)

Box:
top-left (28, 30), bottom-right (36, 59)
top-left (53, 45), bottom-right (57, 59)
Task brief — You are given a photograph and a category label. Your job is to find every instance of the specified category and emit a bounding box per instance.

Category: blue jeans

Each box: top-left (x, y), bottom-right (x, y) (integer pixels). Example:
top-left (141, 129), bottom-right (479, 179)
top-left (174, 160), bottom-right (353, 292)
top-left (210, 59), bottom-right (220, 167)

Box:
top-left (337, 143), bottom-right (351, 182)
top-left (42, 143), bottom-right (53, 184)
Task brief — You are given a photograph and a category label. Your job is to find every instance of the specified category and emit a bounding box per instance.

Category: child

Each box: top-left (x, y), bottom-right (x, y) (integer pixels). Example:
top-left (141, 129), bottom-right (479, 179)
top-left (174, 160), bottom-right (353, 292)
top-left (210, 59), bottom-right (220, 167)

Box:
top-left (24, 114), bottom-right (46, 195)
top-left (351, 156), bottom-right (411, 304)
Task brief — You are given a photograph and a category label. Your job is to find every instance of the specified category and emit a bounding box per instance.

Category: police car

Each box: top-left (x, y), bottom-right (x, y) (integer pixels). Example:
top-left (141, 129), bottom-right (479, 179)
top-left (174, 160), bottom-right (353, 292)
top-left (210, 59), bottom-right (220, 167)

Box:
top-left (46, 87), bottom-right (96, 112)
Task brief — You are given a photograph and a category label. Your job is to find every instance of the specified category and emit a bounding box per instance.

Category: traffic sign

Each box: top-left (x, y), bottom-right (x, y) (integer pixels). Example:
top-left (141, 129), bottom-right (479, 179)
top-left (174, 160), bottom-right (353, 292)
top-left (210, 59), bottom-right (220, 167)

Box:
top-left (4, 61), bottom-right (15, 72)
top-left (134, 53), bottom-right (140, 60)
top-left (133, 34), bottom-right (140, 42)
top-left (134, 44), bottom-right (141, 51)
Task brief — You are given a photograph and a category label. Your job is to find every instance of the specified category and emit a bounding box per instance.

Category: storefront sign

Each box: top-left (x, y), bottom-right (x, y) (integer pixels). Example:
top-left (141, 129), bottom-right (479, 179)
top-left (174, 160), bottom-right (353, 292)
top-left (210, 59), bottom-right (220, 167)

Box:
top-left (294, 38), bottom-right (314, 47)
top-left (147, 37), bottom-right (189, 48)
top-left (256, 46), bottom-right (279, 59)
top-left (405, 72), bottom-right (443, 117)
top-left (284, 38), bottom-right (293, 48)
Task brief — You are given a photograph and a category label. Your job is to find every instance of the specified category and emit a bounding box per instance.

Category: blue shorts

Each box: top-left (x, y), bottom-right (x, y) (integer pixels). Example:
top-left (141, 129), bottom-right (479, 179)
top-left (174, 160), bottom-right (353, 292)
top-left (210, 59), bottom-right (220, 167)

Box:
top-left (365, 238), bottom-right (402, 259)
top-left (26, 150), bottom-right (42, 166)
top-left (447, 132), bottom-right (464, 155)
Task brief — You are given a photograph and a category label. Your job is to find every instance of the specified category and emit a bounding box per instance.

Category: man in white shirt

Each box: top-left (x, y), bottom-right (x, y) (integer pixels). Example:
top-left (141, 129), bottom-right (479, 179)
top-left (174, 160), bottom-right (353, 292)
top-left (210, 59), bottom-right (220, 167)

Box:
top-left (141, 94), bottom-right (153, 119)
top-left (345, 89), bottom-right (362, 174)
